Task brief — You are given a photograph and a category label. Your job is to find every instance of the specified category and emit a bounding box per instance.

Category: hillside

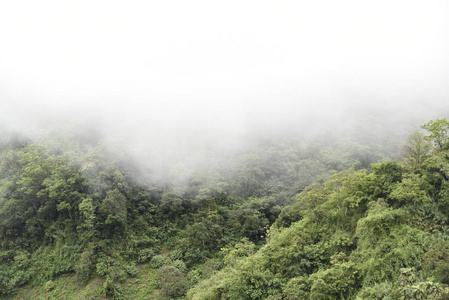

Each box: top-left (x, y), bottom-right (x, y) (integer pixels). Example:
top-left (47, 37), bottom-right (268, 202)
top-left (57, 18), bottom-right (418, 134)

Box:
top-left (1, 119), bottom-right (449, 299)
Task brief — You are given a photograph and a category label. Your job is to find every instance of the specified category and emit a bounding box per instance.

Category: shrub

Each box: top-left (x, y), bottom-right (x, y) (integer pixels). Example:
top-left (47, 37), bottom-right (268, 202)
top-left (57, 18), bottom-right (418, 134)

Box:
top-left (124, 264), bottom-right (139, 277)
top-left (150, 255), bottom-right (169, 268)
top-left (102, 276), bottom-right (124, 300)
top-left (137, 248), bottom-right (155, 263)
top-left (157, 265), bottom-right (188, 299)
top-left (44, 280), bottom-right (56, 292)
top-left (172, 260), bottom-right (187, 273)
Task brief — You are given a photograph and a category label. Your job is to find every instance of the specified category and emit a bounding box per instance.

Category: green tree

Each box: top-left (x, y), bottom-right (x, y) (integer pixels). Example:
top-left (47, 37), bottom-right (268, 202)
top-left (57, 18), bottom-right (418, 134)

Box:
top-left (422, 118), bottom-right (449, 152)
top-left (157, 265), bottom-right (188, 299)
top-left (99, 189), bottom-right (127, 228)
top-left (401, 131), bottom-right (431, 169)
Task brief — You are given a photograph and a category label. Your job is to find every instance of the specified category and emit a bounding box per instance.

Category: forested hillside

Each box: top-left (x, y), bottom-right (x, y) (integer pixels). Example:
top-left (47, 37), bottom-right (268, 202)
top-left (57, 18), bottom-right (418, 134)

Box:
top-left (1, 119), bottom-right (449, 299)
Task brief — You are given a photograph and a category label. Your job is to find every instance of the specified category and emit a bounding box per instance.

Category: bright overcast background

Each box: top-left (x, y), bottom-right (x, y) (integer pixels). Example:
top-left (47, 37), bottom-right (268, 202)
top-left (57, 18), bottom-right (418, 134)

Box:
top-left (0, 0), bottom-right (448, 152)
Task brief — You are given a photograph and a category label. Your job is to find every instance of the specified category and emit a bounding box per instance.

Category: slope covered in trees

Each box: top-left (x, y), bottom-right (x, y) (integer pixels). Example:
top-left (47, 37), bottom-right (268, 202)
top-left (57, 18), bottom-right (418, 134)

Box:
top-left (0, 119), bottom-right (448, 299)
top-left (188, 119), bottom-right (449, 300)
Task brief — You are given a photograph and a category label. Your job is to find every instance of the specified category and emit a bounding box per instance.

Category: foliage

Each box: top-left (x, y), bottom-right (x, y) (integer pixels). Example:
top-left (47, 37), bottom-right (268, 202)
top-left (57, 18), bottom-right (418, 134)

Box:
top-left (2, 119), bottom-right (449, 299)
top-left (187, 118), bottom-right (449, 300)
top-left (157, 265), bottom-right (188, 299)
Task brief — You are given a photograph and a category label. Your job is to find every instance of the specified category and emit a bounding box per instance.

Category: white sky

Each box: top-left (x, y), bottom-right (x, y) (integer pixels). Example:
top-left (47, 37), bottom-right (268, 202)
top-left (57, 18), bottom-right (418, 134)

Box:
top-left (0, 0), bottom-right (448, 139)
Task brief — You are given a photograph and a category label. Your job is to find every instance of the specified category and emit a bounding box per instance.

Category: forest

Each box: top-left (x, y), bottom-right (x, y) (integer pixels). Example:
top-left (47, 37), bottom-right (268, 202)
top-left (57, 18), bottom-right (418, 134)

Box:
top-left (0, 118), bottom-right (448, 299)
top-left (1, 0), bottom-right (448, 298)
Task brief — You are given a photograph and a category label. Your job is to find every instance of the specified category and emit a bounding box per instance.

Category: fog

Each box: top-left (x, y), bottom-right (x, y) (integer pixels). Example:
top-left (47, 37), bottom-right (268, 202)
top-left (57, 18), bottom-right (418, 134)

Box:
top-left (1, 0), bottom-right (448, 174)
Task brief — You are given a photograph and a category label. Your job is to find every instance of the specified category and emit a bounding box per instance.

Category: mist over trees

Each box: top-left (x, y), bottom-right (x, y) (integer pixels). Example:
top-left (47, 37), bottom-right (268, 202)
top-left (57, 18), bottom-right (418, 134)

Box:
top-left (1, 0), bottom-right (449, 299)
top-left (0, 117), bottom-right (449, 299)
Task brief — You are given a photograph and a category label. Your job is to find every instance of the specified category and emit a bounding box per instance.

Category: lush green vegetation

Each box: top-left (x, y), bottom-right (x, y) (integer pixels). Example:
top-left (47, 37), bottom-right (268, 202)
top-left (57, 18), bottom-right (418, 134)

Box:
top-left (1, 119), bottom-right (449, 299)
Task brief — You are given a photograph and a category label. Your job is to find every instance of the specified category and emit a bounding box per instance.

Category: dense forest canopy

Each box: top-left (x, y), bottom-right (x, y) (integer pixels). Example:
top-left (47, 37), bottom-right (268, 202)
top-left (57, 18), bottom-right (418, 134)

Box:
top-left (0, 118), bottom-right (448, 299)
top-left (1, 0), bottom-right (448, 298)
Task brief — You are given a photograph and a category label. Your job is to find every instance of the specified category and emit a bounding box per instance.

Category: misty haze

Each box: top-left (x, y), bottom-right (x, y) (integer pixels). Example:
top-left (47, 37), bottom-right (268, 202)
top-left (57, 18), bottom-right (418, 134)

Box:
top-left (0, 1), bottom-right (449, 299)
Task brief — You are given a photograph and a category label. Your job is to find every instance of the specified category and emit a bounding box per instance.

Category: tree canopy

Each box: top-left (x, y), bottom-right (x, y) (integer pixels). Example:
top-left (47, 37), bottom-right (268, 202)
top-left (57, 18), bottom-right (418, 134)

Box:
top-left (1, 119), bottom-right (449, 299)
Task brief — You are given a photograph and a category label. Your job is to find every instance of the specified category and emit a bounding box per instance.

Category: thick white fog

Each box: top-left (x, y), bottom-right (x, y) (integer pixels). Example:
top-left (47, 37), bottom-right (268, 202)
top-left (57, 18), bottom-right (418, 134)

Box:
top-left (1, 0), bottom-right (448, 170)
